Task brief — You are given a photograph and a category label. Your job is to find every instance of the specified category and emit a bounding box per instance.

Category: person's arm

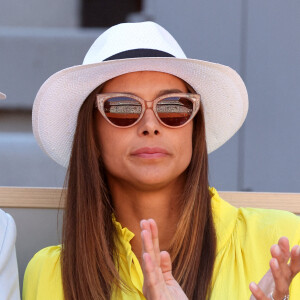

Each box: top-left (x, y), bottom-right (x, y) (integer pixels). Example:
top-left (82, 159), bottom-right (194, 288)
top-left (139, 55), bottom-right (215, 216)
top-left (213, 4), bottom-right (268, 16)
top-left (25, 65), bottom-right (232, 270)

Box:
top-left (0, 209), bottom-right (20, 300)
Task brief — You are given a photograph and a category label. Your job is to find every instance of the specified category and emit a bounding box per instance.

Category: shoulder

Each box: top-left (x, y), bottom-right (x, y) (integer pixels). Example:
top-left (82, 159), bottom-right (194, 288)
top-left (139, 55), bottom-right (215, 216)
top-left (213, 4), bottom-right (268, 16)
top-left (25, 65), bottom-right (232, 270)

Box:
top-left (24, 245), bottom-right (62, 277)
top-left (28, 244), bottom-right (61, 263)
top-left (23, 245), bottom-right (63, 299)
top-left (210, 187), bottom-right (300, 248)
top-left (237, 205), bottom-right (300, 243)
top-left (233, 198), bottom-right (300, 253)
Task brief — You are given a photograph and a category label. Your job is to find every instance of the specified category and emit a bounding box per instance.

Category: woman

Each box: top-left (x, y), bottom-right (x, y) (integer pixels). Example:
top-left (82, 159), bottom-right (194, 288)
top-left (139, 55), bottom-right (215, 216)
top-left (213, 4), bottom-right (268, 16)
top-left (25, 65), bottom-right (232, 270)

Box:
top-left (23, 22), bottom-right (300, 300)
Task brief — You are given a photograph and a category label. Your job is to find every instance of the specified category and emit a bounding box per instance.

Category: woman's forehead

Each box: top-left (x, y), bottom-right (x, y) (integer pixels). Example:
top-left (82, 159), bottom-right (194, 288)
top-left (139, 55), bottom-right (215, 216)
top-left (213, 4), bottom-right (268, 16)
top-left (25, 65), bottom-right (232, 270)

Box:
top-left (101, 71), bottom-right (189, 93)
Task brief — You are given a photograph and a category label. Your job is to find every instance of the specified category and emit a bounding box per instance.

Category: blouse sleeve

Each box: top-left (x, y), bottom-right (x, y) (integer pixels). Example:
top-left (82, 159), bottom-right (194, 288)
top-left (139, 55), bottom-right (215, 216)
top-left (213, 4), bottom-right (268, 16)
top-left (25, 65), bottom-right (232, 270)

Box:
top-left (22, 245), bottom-right (64, 300)
top-left (0, 209), bottom-right (20, 300)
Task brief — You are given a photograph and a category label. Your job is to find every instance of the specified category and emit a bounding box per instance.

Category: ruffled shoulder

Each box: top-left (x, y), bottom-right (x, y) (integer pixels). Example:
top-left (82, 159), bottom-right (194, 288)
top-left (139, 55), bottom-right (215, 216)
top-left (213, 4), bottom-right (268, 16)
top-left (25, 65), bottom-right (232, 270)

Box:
top-left (209, 186), bottom-right (239, 253)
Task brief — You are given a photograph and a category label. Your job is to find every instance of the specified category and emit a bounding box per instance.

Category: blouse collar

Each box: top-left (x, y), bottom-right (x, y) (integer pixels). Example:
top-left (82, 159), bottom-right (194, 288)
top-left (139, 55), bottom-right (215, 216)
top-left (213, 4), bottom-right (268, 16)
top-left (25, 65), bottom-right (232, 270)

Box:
top-left (112, 213), bottom-right (135, 244)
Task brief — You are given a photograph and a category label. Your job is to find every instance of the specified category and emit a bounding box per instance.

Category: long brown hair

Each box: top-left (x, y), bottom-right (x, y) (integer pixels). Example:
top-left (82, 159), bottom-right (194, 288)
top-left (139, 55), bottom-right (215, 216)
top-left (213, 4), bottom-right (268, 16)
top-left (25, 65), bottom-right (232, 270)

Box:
top-left (61, 79), bottom-right (216, 299)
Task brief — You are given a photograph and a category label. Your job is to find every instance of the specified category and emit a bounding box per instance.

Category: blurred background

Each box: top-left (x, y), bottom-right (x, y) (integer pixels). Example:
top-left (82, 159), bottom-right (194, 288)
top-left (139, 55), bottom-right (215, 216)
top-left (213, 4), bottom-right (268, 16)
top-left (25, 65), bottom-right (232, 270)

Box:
top-left (0, 0), bottom-right (299, 292)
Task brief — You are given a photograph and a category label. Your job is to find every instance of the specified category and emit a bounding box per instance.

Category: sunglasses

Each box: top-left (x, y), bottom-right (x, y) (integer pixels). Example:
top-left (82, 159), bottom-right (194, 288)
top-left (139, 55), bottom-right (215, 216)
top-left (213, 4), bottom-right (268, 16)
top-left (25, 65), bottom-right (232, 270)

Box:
top-left (95, 92), bottom-right (201, 128)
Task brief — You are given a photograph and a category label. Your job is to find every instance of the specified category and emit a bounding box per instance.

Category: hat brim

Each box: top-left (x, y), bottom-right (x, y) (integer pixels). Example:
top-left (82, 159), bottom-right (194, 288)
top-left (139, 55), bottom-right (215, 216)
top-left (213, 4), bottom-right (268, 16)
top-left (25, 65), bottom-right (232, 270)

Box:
top-left (32, 57), bottom-right (248, 167)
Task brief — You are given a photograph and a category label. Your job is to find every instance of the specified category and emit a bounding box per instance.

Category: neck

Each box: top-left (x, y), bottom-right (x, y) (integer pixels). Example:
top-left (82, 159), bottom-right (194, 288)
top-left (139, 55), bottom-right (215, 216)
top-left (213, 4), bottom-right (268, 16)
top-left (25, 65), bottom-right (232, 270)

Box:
top-left (108, 174), bottom-right (185, 263)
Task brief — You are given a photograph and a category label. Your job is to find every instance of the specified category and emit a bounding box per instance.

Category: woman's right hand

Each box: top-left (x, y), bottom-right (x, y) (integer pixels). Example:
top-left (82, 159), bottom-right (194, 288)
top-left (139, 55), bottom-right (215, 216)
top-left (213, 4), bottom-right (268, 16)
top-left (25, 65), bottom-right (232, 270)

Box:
top-left (140, 219), bottom-right (188, 300)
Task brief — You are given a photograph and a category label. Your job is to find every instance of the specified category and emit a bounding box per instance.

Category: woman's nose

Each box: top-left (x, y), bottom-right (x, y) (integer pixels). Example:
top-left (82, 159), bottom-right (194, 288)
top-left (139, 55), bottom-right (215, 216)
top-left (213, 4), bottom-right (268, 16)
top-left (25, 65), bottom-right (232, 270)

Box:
top-left (137, 108), bottom-right (161, 136)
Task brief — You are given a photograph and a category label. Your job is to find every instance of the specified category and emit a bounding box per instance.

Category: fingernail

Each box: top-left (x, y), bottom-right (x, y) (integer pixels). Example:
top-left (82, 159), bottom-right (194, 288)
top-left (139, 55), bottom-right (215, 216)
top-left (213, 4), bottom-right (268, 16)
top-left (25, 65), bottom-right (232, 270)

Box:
top-left (274, 245), bottom-right (280, 256)
top-left (250, 282), bottom-right (258, 291)
top-left (273, 258), bottom-right (279, 269)
top-left (140, 220), bottom-right (144, 228)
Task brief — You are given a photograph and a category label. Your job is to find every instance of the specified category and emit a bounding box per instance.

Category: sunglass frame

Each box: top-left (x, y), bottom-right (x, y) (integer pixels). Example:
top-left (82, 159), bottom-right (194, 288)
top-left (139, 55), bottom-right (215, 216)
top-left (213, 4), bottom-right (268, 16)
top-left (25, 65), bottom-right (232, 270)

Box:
top-left (95, 92), bottom-right (201, 128)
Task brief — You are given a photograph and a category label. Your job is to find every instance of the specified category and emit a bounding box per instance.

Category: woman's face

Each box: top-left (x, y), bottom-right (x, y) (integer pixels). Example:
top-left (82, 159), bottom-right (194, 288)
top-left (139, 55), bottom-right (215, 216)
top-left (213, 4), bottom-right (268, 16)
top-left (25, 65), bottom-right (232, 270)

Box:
top-left (95, 71), bottom-right (193, 190)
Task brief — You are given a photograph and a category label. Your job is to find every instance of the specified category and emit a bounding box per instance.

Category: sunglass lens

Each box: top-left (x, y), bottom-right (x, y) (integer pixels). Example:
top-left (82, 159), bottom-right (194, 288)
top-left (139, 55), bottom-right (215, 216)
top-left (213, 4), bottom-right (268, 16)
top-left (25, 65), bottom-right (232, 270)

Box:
top-left (156, 97), bottom-right (194, 126)
top-left (104, 97), bottom-right (142, 126)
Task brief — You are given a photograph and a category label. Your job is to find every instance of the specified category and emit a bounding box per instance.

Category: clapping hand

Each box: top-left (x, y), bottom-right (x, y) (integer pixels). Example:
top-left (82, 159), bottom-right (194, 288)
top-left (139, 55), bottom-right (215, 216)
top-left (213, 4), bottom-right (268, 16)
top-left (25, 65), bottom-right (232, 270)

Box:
top-left (140, 222), bottom-right (300, 300)
top-left (140, 219), bottom-right (188, 300)
top-left (249, 237), bottom-right (300, 300)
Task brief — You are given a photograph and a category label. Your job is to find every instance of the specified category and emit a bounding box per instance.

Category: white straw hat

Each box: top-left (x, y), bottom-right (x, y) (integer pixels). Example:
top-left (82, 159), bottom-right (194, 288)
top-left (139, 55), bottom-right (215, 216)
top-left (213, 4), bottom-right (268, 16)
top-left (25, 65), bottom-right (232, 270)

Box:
top-left (32, 21), bottom-right (248, 168)
top-left (0, 92), bottom-right (6, 100)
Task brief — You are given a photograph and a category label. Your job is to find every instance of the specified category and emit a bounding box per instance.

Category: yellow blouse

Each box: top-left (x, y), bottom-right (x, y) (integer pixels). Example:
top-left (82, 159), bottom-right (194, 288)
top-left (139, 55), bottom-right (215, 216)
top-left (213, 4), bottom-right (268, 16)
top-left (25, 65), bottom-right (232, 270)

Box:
top-left (23, 187), bottom-right (300, 299)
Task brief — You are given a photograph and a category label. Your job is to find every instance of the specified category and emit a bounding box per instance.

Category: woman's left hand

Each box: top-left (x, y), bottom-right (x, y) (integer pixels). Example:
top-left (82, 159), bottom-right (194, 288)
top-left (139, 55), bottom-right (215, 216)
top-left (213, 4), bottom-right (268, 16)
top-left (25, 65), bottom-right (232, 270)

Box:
top-left (249, 236), bottom-right (300, 299)
top-left (140, 219), bottom-right (188, 300)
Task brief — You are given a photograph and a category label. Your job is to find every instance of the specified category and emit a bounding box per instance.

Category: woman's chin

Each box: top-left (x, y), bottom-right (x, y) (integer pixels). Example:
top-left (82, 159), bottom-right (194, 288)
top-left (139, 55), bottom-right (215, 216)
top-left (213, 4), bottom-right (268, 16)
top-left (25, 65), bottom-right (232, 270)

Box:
top-left (127, 171), bottom-right (184, 191)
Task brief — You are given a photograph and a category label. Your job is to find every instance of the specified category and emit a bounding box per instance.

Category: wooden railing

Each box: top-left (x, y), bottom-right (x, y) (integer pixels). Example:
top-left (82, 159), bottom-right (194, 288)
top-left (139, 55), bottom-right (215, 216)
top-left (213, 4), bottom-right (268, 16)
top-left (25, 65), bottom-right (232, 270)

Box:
top-left (0, 187), bottom-right (300, 214)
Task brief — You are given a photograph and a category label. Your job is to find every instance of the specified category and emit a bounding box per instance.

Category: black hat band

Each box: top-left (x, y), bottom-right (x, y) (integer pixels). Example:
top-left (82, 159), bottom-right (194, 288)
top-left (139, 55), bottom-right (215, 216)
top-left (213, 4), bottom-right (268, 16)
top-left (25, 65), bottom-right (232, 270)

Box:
top-left (103, 48), bottom-right (175, 61)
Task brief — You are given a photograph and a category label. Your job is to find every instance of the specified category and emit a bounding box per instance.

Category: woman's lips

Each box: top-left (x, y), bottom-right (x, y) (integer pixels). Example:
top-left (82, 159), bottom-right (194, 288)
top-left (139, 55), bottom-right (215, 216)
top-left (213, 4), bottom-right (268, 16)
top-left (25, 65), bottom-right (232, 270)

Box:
top-left (135, 153), bottom-right (168, 158)
top-left (131, 147), bottom-right (170, 158)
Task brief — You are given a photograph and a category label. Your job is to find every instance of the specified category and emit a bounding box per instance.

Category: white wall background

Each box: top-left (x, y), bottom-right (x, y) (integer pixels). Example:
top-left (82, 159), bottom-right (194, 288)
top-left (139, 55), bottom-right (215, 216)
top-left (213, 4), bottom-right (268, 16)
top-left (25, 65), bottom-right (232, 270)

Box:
top-left (0, 0), bottom-right (80, 27)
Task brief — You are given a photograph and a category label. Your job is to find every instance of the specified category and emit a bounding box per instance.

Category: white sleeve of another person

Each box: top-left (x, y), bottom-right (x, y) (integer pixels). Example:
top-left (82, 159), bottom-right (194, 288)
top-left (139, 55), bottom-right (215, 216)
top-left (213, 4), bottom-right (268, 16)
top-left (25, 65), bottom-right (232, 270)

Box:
top-left (0, 209), bottom-right (20, 300)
